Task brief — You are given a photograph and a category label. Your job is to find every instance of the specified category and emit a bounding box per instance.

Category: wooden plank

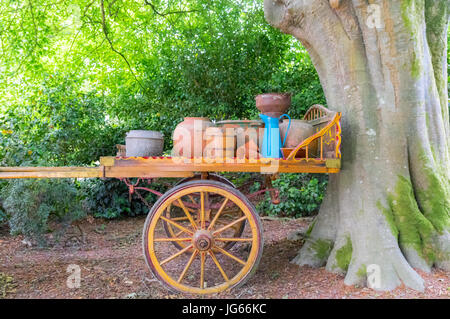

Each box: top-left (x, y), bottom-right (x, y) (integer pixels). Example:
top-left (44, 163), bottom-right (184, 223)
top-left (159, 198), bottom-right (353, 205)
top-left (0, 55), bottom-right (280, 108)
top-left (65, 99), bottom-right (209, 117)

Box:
top-left (0, 167), bottom-right (99, 172)
top-left (100, 157), bottom-right (340, 174)
top-left (0, 156), bottom-right (340, 179)
top-left (104, 166), bottom-right (194, 178)
top-left (99, 156), bottom-right (115, 166)
top-left (0, 167), bottom-right (103, 179)
top-left (325, 159), bottom-right (341, 169)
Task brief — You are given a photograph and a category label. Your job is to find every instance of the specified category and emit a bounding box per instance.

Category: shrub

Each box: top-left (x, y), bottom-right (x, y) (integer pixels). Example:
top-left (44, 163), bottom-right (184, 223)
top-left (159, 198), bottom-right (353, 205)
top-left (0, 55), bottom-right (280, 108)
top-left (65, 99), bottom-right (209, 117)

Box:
top-left (80, 178), bottom-right (171, 219)
top-left (0, 76), bottom-right (124, 168)
top-left (257, 173), bottom-right (328, 218)
top-left (1, 178), bottom-right (85, 246)
top-left (213, 172), bottom-right (327, 218)
top-left (0, 207), bottom-right (7, 224)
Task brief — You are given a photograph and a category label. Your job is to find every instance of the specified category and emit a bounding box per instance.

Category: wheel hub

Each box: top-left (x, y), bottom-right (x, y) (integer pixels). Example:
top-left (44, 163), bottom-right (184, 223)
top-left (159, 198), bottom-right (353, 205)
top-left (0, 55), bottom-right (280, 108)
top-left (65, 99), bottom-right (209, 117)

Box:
top-left (192, 229), bottom-right (214, 251)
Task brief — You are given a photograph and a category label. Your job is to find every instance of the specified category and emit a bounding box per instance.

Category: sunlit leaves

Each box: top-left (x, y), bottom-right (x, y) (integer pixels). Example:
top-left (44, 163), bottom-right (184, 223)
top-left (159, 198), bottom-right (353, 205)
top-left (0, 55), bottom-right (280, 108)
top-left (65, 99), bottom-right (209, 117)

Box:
top-left (0, 0), bottom-right (325, 164)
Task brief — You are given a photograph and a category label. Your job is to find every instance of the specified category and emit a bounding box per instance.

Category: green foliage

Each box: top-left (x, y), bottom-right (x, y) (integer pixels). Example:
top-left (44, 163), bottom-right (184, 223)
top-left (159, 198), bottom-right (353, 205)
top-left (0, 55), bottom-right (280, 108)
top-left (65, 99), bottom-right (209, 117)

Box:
top-left (0, 0), bottom-right (325, 152)
top-left (0, 0), bottom-right (327, 221)
top-left (1, 179), bottom-right (85, 246)
top-left (257, 174), bottom-right (328, 218)
top-left (81, 178), bottom-right (171, 219)
top-left (0, 75), bottom-right (124, 167)
top-left (0, 209), bottom-right (6, 223)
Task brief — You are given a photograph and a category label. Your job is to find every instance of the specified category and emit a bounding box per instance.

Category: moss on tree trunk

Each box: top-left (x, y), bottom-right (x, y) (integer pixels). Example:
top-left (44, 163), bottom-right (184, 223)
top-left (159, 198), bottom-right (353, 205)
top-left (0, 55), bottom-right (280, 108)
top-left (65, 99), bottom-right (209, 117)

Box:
top-left (265, 0), bottom-right (449, 291)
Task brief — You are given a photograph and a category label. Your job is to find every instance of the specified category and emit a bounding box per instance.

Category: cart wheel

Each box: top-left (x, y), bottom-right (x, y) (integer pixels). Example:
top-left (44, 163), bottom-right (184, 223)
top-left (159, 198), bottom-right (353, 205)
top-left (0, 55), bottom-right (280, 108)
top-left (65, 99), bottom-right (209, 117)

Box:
top-left (143, 180), bottom-right (263, 295)
top-left (165, 174), bottom-right (244, 251)
top-left (162, 200), bottom-right (246, 251)
top-left (175, 173), bottom-right (236, 188)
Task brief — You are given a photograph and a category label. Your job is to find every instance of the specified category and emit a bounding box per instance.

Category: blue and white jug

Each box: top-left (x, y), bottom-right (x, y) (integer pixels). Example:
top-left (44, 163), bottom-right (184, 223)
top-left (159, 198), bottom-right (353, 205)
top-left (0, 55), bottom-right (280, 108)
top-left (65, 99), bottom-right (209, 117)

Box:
top-left (259, 113), bottom-right (291, 158)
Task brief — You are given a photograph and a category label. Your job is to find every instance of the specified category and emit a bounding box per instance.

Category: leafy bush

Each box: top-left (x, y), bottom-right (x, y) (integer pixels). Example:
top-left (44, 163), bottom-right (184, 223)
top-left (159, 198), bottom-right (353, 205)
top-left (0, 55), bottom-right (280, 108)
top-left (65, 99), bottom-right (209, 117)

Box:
top-left (81, 178), bottom-right (171, 219)
top-left (0, 207), bottom-right (7, 224)
top-left (0, 75), bottom-right (124, 167)
top-left (1, 179), bottom-right (85, 246)
top-left (214, 172), bottom-right (327, 218)
top-left (257, 173), bottom-right (328, 218)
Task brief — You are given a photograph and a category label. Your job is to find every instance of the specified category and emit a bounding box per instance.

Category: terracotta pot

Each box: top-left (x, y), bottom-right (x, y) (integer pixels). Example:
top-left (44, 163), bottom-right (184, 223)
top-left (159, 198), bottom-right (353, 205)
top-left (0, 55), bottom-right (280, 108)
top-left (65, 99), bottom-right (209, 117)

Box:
top-left (237, 139), bottom-right (260, 160)
top-left (172, 117), bottom-right (213, 158)
top-left (279, 119), bottom-right (317, 155)
top-left (116, 144), bottom-right (126, 157)
top-left (255, 93), bottom-right (291, 118)
top-left (203, 127), bottom-right (235, 161)
top-left (215, 120), bottom-right (263, 158)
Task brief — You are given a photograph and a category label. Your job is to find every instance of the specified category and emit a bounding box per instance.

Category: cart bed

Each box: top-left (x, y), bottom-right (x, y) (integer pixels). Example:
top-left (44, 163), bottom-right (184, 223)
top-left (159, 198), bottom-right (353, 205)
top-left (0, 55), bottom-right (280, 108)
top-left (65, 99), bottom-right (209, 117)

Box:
top-left (0, 105), bottom-right (341, 179)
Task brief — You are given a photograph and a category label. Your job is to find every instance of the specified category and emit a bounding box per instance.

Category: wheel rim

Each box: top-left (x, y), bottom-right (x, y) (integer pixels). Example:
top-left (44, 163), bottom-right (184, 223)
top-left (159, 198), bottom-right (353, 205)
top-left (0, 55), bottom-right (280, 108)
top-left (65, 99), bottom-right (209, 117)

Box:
top-left (143, 182), bottom-right (263, 294)
top-left (174, 173), bottom-right (236, 188)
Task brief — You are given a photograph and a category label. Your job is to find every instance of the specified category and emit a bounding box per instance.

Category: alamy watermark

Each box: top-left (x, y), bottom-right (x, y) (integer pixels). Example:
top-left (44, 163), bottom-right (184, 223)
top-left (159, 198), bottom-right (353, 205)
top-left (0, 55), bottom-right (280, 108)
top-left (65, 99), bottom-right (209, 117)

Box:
top-left (366, 264), bottom-right (381, 289)
top-left (366, 4), bottom-right (383, 29)
top-left (171, 119), bottom-right (280, 172)
top-left (66, 264), bottom-right (81, 289)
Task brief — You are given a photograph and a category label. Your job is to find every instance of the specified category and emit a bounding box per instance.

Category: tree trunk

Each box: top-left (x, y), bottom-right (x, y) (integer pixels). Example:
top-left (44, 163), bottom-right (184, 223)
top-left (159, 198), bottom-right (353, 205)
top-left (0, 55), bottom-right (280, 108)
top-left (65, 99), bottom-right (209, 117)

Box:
top-left (264, 0), bottom-right (449, 291)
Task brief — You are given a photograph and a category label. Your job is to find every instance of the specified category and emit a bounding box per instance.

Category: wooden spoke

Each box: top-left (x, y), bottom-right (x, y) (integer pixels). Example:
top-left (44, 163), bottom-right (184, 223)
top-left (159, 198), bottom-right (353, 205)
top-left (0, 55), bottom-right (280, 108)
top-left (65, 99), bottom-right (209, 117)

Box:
top-left (213, 216), bottom-right (247, 236)
top-left (200, 252), bottom-right (206, 289)
top-left (200, 191), bottom-right (205, 229)
top-left (207, 198), bottom-right (229, 231)
top-left (177, 199), bottom-right (198, 230)
top-left (154, 237), bottom-right (192, 242)
top-left (160, 244), bottom-right (193, 266)
top-left (215, 218), bottom-right (237, 224)
top-left (205, 191), bottom-right (211, 222)
top-left (160, 215), bottom-right (194, 235)
top-left (208, 250), bottom-right (229, 282)
top-left (161, 224), bottom-right (191, 251)
top-left (214, 246), bottom-right (247, 265)
top-left (214, 219), bottom-right (243, 231)
top-left (172, 201), bottom-right (196, 213)
top-left (175, 229), bottom-right (184, 237)
top-left (221, 209), bottom-right (242, 216)
top-left (188, 194), bottom-right (196, 204)
top-left (214, 237), bottom-right (253, 242)
top-left (169, 216), bottom-right (189, 221)
top-left (178, 250), bottom-right (198, 283)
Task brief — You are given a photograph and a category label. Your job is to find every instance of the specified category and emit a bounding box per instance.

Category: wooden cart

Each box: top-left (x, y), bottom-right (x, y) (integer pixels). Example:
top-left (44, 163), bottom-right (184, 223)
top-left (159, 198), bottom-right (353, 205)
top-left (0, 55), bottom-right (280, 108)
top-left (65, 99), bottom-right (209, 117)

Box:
top-left (0, 105), bottom-right (341, 295)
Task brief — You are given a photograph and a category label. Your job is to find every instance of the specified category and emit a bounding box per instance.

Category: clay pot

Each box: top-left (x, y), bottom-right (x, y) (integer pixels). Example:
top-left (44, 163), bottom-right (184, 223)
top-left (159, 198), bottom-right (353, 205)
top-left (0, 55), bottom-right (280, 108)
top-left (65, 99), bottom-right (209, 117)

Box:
top-left (172, 117), bottom-right (213, 158)
top-left (116, 144), bottom-right (126, 157)
top-left (255, 93), bottom-right (291, 118)
top-left (203, 127), bottom-right (236, 161)
top-left (215, 120), bottom-right (263, 158)
top-left (279, 119), bottom-right (317, 155)
top-left (237, 139), bottom-right (259, 160)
